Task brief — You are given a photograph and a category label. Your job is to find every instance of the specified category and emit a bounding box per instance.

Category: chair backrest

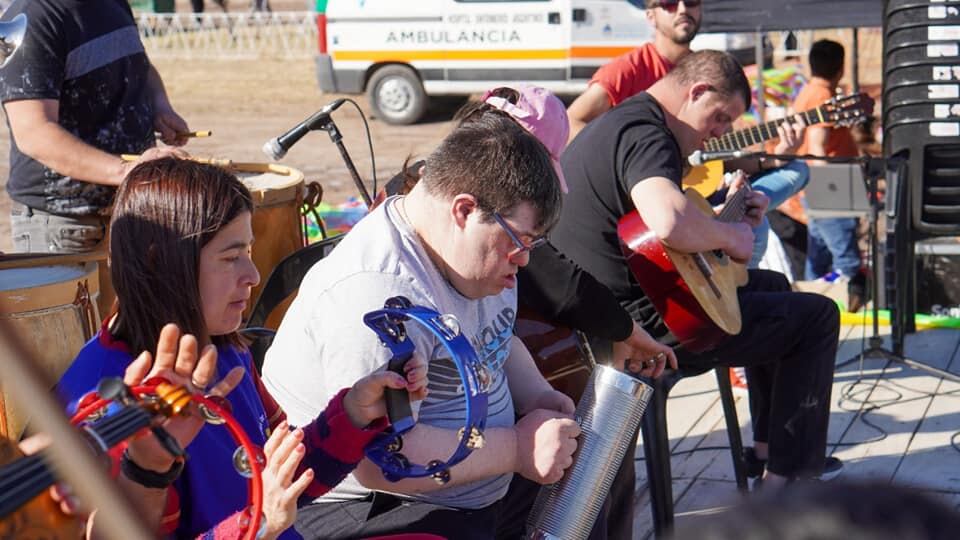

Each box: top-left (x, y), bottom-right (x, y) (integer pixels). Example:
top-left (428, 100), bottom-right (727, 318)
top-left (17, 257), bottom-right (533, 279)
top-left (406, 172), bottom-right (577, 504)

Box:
top-left (244, 234), bottom-right (344, 372)
top-left (246, 235), bottom-right (343, 329)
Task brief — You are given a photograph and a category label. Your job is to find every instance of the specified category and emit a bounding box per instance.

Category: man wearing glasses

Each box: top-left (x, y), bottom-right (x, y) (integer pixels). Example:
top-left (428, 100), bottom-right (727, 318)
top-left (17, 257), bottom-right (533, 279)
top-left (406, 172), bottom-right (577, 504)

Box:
top-left (263, 110), bottom-right (586, 539)
top-left (567, 0), bottom-right (702, 140)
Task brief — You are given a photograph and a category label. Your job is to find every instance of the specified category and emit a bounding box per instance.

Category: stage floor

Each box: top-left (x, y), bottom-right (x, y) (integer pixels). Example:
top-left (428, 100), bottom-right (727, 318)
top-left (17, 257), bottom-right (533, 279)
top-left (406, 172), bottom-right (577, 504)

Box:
top-left (631, 324), bottom-right (960, 538)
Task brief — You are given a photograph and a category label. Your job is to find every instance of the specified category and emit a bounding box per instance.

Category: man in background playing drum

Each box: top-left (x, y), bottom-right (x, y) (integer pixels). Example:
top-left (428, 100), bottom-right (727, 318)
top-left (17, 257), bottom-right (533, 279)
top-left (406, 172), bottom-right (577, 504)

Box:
top-left (0, 0), bottom-right (188, 254)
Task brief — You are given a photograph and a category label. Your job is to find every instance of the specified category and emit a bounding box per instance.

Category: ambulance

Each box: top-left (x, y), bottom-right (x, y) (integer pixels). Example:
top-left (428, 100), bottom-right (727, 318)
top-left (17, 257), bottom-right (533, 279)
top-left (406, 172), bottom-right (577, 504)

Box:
top-left (315, 0), bottom-right (764, 124)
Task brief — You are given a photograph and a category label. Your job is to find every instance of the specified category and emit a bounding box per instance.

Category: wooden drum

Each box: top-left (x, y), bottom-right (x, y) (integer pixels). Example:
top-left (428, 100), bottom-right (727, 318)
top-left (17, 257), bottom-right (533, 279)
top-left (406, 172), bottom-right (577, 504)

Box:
top-left (0, 259), bottom-right (101, 439)
top-left (232, 162), bottom-right (306, 326)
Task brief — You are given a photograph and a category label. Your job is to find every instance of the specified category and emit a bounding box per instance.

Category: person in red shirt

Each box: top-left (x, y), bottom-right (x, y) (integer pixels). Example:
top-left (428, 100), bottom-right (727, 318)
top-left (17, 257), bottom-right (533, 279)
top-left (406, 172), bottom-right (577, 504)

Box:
top-left (566, 0), bottom-right (700, 140)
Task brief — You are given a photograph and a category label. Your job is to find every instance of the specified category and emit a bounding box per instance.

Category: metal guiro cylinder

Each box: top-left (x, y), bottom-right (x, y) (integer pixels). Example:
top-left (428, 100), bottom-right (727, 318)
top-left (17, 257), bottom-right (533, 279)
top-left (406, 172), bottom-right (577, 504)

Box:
top-left (526, 365), bottom-right (653, 540)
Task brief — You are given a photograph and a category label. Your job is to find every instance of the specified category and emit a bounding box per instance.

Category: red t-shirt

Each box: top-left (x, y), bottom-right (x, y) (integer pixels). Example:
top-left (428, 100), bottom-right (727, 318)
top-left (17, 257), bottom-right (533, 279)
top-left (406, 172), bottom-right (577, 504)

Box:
top-left (589, 42), bottom-right (674, 107)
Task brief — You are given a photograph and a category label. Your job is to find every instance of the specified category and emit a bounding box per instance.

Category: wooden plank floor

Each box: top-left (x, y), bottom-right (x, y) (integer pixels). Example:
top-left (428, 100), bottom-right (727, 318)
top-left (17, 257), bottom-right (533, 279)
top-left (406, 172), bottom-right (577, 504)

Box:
top-left (629, 324), bottom-right (960, 539)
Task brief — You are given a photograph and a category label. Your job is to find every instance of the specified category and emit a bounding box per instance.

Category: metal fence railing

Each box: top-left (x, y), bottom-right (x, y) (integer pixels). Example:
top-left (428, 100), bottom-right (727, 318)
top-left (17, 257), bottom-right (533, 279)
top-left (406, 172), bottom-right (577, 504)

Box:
top-left (137, 11), bottom-right (318, 59)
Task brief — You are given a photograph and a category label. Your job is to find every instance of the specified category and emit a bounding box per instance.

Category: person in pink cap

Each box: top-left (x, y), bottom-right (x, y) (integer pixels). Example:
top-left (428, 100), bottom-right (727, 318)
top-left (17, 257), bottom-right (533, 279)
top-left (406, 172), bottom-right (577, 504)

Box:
top-left (479, 84), bottom-right (571, 194)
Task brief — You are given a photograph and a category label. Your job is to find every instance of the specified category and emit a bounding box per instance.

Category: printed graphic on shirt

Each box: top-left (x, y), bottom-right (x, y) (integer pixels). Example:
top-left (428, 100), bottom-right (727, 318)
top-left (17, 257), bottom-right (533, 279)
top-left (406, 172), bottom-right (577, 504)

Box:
top-left (420, 307), bottom-right (516, 421)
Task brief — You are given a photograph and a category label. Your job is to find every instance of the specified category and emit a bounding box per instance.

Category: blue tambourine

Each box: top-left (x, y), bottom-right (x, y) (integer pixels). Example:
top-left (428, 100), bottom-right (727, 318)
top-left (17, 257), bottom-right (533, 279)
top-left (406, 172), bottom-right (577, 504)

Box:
top-left (362, 296), bottom-right (489, 485)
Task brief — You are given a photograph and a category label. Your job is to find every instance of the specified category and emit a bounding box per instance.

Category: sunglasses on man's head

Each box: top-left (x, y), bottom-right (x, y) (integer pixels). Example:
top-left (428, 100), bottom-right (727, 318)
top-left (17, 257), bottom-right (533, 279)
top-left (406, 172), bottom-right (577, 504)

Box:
top-left (654, 0), bottom-right (701, 9)
top-left (492, 212), bottom-right (548, 258)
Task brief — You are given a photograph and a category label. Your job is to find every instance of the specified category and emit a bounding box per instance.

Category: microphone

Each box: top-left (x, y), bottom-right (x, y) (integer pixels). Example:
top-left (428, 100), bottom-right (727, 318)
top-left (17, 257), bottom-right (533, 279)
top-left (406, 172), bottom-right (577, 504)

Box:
top-left (687, 149), bottom-right (758, 166)
top-left (262, 98), bottom-right (346, 160)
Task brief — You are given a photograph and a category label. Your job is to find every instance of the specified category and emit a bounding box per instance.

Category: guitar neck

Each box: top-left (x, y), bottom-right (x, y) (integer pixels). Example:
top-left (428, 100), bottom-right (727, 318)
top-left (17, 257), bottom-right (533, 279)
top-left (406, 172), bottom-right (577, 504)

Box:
top-left (705, 107), bottom-right (824, 152)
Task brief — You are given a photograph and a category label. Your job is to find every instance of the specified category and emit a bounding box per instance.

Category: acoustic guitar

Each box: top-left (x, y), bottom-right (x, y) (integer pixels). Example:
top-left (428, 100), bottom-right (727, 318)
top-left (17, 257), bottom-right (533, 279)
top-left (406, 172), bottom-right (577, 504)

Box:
top-left (515, 305), bottom-right (597, 403)
top-left (682, 93), bottom-right (874, 196)
top-left (618, 186), bottom-right (754, 353)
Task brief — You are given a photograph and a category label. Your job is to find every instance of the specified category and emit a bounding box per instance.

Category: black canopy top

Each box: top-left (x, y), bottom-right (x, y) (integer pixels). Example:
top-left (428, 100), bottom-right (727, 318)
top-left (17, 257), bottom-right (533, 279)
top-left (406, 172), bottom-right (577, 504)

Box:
top-left (699, 0), bottom-right (883, 32)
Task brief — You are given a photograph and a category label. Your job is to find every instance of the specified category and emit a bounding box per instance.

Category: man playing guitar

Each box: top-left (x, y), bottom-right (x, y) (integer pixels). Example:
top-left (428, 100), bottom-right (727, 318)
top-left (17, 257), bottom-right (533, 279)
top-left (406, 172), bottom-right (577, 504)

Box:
top-left (552, 50), bottom-right (842, 489)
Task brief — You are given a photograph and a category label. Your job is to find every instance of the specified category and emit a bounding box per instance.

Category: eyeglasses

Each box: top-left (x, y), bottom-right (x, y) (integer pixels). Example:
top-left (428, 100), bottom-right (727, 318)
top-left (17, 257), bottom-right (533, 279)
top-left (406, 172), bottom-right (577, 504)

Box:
top-left (492, 212), bottom-right (547, 258)
top-left (654, 0), bottom-right (701, 10)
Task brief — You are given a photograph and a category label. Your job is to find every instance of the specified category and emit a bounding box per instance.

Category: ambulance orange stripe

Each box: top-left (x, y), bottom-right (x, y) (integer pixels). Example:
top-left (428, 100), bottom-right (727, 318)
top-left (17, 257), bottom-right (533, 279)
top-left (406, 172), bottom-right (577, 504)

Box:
top-left (332, 47), bottom-right (633, 62)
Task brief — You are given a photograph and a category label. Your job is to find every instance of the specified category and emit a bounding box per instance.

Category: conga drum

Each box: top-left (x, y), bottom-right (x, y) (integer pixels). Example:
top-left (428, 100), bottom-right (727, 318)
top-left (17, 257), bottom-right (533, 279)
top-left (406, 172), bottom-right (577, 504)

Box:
top-left (0, 258), bottom-right (101, 439)
top-left (231, 163), bottom-right (306, 328)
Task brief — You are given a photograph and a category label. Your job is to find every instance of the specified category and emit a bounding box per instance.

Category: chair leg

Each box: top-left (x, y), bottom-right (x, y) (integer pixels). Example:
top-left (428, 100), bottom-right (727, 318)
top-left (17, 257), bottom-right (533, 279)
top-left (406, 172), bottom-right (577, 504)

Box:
top-left (714, 367), bottom-right (749, 492)
top-left (641, 380), bottom-right (674, 537)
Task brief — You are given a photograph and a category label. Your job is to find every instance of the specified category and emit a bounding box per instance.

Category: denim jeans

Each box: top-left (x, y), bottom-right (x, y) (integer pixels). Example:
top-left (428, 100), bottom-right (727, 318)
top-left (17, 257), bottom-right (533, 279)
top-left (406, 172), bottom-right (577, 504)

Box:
top-left (805, 217), bottom-right (861, 279)
top-left (749, 160), bottom-right (810, 268)
top-left (9, 203), bottom-right (107, 254)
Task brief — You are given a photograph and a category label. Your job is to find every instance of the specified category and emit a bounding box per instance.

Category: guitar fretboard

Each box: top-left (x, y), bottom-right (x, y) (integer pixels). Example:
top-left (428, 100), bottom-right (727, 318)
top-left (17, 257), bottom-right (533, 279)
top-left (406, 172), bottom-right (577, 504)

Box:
top-left (716, 184), bottom-right (750, 224)
top-left (704, 108), bottom-right (823, 152)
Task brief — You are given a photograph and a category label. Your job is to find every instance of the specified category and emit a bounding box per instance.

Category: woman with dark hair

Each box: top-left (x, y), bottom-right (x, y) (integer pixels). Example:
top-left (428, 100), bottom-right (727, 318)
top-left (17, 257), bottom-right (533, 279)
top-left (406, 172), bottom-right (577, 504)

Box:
top-left (56, 157), bottom-right (428, 539)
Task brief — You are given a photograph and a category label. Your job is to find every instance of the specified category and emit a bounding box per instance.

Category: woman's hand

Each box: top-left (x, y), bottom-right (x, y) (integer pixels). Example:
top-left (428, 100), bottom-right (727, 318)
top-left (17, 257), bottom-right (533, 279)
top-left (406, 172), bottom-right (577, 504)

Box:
top-left (258, 422), bottom-right (315, 539)
top-left (122, 323), bottom-right (244, 473)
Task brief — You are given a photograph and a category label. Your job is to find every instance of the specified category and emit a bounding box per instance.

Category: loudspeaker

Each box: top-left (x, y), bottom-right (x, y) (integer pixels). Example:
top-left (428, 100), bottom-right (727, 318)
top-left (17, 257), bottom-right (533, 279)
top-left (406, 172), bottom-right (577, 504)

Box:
top-left (883, 0), bottom-right (960, 237)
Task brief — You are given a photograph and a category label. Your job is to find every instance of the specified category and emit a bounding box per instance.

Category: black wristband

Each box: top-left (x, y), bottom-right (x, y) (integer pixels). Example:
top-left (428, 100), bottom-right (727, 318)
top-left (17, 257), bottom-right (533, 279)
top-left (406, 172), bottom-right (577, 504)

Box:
top-left (120, 449), bottom-right (184, 489)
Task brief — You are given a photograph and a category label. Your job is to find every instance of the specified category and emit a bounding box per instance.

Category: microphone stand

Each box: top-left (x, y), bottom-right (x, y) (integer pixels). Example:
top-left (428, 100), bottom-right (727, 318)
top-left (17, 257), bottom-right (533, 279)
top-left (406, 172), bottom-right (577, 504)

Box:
top-left (726, 151), bottom-right (960, 383)
top-left (316, 117), bottom-right (373, 208)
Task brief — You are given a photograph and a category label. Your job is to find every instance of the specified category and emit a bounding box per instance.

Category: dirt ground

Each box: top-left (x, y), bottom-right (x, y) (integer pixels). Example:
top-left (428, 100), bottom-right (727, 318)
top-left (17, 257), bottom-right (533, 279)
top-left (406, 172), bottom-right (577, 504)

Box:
top-left (0, 56), bottom-right (460, 252)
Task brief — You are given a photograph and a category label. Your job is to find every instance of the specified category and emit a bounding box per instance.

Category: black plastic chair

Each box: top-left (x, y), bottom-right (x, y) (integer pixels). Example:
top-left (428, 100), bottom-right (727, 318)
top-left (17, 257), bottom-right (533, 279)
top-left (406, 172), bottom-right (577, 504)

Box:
top-left (242, 235), bottom-right (344, 373)
top-left (640, 366), bottom-right (749, 537)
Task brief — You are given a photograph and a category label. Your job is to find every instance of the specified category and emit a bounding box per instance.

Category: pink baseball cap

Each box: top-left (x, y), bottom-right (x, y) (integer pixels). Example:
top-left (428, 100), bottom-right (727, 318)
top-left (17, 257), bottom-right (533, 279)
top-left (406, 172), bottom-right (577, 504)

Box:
top-left (482, 84), bottom-right (570, 193)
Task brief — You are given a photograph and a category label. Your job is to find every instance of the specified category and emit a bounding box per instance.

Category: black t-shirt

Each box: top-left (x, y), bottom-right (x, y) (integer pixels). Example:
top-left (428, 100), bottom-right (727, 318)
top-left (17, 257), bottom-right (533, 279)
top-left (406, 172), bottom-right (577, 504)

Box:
top-left (552, 92), bottom-right (683, 335)
top-left (0, 0), bottom-right (155, 215)
top-left (518, 241), bottom-right (633, 343)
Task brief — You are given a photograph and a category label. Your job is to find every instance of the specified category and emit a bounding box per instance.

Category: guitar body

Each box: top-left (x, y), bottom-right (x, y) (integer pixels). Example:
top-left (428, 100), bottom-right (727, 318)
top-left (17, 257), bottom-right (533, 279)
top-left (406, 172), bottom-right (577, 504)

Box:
top-left (515, 305), bottom-right (595, 403)
top-left (681, 160), bottom-right (725, 196)
top-left (618, 190), bottom-right (748, 353)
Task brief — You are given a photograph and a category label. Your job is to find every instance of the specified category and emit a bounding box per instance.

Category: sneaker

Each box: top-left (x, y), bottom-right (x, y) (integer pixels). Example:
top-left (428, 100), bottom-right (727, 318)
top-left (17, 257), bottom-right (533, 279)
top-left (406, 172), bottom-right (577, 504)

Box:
top-left (816, 270), bottom-right (845, 283)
